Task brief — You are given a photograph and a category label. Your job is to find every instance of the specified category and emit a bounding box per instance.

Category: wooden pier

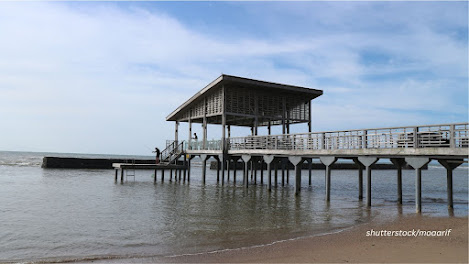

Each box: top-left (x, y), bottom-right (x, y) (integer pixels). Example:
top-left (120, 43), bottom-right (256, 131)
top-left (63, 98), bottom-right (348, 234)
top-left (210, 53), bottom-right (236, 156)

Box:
top-left (113, 163), bottom-right (188, 183)
top-left (125, 75), bottom-right (468, 213)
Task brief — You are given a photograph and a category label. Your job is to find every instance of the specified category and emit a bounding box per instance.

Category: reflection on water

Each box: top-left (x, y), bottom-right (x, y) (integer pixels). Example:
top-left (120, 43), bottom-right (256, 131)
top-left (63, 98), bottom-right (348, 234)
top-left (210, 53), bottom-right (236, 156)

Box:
top-left (0, 153), bottom-right (467, 262)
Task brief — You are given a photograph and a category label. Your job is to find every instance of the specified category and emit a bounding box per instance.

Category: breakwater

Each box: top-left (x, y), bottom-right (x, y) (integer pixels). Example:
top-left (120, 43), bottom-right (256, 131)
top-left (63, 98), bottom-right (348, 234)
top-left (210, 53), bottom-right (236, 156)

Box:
top-left (42, 157), bottom-right (155, 169)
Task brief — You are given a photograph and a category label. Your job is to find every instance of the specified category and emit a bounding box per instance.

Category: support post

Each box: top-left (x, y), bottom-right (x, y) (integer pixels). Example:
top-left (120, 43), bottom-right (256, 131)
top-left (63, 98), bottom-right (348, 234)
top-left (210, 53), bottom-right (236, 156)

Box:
top-left (274, 161), bottom-right (278, 187)
top-left (188, 117), bottom-right (192, 150)
top-left (227, 159), bottom-right (230, 182)
top-left (161, 169), bottom-right (165, 182)
top-left (120, 168), bottom-right (124, 183)
top-left (438, 160), bottom-right (463, 209)
top-left (289, 156), bottom-right (304, 195)
top-left (253, 160), bottom-right (257, 185)
top-left (201, 154), bottom-right (207, 184)
top-left (353, 158), bottom-right (365, 200)
top-left (170, 169), bottom-right (173, 182)
top-left (281, 160), bottom-right (285, 186)
top-left (115, 169), bottom-right (118, 182)
top-left (216, 157), bottom-right (220, 182)
top-left (183, 154), bottom-right (187, 182)
top-left (390, 158), bottom-right (406, 204)
top-left (242, 155), bottom-right (251, 188)
top-left (308, 159), bottom-right (312, 186)
top-left (219, 154), bottom-right (225, 186)
top-left (233, 157), bottom-right (238, 184)
top-left (405, 157), bottom-right (430, 213)
top-left (260, 159), bottom-right (264, 185)
top-left (357, 157), bottom-right (379, 207)
top-left (264, 155), bottom-right (274, 191)
top-left (175, 121), bottom-right (179, 146)
top-left (187, 155), bottom-right (188, 182)
top-left (320, 157), bottom-right (337, 201)
top-left (154, 168), bottom-right (157, 184)
top-left (203, 97), bottom-right (207, 149)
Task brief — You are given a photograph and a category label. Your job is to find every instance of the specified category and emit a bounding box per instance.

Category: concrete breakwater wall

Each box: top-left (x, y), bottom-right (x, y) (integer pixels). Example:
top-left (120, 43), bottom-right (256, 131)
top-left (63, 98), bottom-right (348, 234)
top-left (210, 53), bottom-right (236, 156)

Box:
top-left (209, 161), bottom-right (423, 170)
top-left (42, 157), bottom-right (156, 169)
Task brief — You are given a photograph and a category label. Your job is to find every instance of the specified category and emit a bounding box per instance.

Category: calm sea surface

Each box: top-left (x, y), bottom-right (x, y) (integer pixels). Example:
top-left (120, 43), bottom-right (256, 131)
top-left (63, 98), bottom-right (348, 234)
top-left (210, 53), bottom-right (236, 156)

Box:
top-left (0, 151), bottom-right (467, 262)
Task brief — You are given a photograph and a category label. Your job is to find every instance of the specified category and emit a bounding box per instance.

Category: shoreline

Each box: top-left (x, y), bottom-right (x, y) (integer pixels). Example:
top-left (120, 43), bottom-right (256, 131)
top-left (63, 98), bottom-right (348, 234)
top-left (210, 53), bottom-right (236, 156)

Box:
top-left (83, 213), bottom-right (468, 263)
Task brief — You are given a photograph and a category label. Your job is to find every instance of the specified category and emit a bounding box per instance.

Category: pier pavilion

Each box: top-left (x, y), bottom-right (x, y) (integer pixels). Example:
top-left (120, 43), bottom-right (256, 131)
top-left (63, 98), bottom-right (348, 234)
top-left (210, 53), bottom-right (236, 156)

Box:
top-left (115, 74), bottom-right (468, 213)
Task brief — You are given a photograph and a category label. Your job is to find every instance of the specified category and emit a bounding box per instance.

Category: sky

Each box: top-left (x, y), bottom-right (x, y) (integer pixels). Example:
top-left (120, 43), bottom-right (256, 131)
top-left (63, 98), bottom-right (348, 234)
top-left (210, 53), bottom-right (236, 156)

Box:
top-left (0, 1), bottom-right (467, 155)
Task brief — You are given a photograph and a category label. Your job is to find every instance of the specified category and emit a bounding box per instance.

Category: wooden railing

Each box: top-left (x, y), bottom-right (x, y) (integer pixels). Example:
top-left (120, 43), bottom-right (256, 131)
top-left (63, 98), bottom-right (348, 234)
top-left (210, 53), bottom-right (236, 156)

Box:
top-left (228, 123), bottom-right (469, 151)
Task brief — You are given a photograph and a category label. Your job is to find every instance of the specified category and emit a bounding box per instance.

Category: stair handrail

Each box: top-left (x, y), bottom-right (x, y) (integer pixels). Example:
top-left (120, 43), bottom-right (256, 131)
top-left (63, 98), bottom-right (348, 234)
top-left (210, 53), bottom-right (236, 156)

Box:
top-left (160, 140), bottom-right (186, 163)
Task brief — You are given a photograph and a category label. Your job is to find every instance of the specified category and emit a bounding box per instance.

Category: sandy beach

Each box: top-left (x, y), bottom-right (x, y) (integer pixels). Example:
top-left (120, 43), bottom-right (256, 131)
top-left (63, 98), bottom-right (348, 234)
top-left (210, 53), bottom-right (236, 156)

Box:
top-left (100, 214), bottom-right (467, 263)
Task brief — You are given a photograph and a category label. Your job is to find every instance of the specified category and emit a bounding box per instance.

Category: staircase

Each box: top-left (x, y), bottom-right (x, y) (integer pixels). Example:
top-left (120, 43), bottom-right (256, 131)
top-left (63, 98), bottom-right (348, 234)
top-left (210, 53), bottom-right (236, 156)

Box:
top-left (160, 140), bottom-right (185, 164)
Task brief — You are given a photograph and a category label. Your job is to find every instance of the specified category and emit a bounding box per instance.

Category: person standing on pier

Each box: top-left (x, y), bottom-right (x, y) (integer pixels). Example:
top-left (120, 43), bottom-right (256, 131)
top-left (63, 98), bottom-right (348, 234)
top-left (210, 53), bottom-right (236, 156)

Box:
top-left (154, 147), bottom-right (161, 164)
top-left (193, 133), bottom-right (198, 150)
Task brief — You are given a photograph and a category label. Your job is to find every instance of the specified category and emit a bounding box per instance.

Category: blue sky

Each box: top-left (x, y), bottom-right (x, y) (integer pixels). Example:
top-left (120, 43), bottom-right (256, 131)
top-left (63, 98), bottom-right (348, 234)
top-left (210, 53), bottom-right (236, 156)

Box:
top-left (0, 1), bottom-right (467, 155)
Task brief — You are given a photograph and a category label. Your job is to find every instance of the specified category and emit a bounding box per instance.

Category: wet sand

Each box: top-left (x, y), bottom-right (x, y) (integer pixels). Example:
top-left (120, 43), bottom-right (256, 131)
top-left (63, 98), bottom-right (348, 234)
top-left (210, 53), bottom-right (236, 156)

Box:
top-left (101, 214), bottom-right (467, 263)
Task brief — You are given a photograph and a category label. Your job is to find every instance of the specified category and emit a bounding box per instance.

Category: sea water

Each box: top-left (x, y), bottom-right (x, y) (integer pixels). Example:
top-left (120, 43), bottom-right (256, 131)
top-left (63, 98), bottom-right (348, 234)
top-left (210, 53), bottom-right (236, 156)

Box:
top-left (0, 151), bottom-right (467, 262)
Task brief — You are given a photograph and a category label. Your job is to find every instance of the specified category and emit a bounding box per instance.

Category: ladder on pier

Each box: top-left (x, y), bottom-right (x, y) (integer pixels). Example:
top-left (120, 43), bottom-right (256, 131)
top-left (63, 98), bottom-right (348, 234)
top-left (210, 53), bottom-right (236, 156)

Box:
top-left (125, 159), bottom-right (136, 180)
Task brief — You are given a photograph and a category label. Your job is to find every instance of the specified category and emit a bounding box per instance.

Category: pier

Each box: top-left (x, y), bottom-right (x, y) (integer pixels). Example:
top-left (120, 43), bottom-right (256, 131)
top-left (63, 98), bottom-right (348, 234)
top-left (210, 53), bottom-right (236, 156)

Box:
top-left (118, 74), bottom-right (468, 213)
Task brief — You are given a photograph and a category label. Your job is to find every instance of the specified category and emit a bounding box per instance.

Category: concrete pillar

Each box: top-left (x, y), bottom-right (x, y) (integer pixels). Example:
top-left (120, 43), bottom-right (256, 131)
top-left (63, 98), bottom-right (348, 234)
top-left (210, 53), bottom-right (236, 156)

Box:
top-left (175, 121), bottom-right (179, 145)
top-left (353, 158), bottom-right (365, 200)
top-left (187, 156), bottom-right (191, 182)
top-left (274, 161), bottom-right (278, 188)
top-left (242, 155), bottom-right (251, 188)
top-left (281, 160), bottom-right (285, 186)
top-left (227, 159), bottom-right (230, 182)
top-left (406, 157), bottom-right (430, 213)
top-left (253, 160), bottom-right (257, 185)
top-left (200, 154), bottom-right (207, 184)
top-left (264, 155), bottom-right (274, 191)
top-left (188, 118), bottom-right (192, 150)
top-left (233, 157), bottom-right (238, 184)
top-left (438, 159), bottom-right (463, 209)
top-left (390, 158), bottom-right (406, 204)
top-left (203, 97), bottom-right (207, 149)
top-left (202, 119), bottom-right (207, 149)
top-left (357, 157), bottom-right (378, 207)
top-left (219, 154), bottom-right (225, 186)
top-left (289, 156), bottom-right (304, 195)
top-left (320, 156), bottom-right (337, 201)
top-left (183, 155), bottom-right (187, 182)
top-left (216, 157), bottom-right (220, 183)
top-left (260, 159), bottom-right (264, 185)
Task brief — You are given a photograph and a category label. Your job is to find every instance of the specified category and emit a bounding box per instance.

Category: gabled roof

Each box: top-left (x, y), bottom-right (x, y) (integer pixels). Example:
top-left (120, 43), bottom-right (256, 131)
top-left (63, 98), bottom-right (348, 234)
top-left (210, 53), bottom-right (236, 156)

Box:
top-left (166, 74), bottom-right (323, 121)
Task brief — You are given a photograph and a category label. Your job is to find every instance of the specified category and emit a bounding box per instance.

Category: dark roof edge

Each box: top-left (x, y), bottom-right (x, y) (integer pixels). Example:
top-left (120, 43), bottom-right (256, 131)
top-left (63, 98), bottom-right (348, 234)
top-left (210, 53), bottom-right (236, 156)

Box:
top-left (222, 74), bottom-right (323, 95)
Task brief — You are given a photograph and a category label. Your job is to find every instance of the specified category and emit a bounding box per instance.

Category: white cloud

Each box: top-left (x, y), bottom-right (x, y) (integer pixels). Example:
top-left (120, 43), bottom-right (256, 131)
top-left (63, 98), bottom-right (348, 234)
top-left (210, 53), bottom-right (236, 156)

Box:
top-left (0, 2), bottom-right (466, 154)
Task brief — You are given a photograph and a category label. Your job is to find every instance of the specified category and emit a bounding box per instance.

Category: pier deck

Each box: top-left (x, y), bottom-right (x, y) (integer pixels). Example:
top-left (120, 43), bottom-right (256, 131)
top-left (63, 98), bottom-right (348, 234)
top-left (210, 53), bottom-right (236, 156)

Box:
top-left (136, 75), bottom-right (468, 214)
